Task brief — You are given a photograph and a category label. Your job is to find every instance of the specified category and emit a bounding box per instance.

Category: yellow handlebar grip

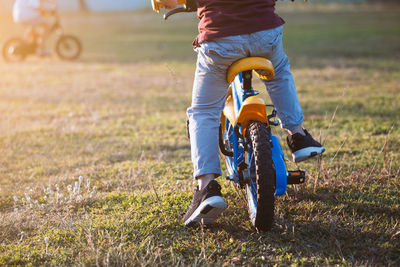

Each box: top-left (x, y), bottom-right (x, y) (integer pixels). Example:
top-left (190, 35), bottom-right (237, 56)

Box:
top-left (151, 0), bottom-right (187, 13)
top-left (151, 0), bottom-right (161, 13)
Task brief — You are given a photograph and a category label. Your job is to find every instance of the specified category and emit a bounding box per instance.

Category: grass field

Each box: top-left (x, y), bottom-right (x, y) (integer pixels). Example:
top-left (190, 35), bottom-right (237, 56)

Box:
top-left (0, 2), bottom-right (399, 266)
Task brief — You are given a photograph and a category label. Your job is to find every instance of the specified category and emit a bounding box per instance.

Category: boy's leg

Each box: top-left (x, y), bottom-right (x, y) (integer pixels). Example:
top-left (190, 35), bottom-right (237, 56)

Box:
top-left (23, 17), bottom-right (50, 56)
top-left (184, 39), bottom-right (245, 226)
top-left (187, 40), bottom-right (245, 181)
top-left (36, 21), bottom-right (51, 56)
top-left (250, 26), bottom-right (304, 132)
top-left (23, 26), bottom-right (36, 42)
top-left (250, 26), bottom-right (325, 162)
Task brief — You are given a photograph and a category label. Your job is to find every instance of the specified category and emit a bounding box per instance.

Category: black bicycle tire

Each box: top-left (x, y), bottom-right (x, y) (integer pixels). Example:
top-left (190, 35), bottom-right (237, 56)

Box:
top-left (2, 37), bottom-right (27, 62)
top-left (246, 121), bottom-right (275, 231)
top-left (55, 35), bottom-right (81, 60)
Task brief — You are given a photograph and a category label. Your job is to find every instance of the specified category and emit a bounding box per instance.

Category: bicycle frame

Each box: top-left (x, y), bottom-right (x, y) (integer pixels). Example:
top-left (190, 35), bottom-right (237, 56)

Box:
top-left (221, 71), bottom-right (288, 196)
top-left (23, 13), bottom-right (62, 47)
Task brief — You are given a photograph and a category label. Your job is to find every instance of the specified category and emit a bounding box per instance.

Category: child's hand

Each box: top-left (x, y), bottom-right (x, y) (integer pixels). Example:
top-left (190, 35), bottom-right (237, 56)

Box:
top-left (156, 0), bottom-right (178, 9)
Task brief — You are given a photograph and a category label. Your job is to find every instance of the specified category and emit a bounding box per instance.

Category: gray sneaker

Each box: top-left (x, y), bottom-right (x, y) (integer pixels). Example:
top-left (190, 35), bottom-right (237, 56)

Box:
top-left (183, 180), bottom-right (227, 226)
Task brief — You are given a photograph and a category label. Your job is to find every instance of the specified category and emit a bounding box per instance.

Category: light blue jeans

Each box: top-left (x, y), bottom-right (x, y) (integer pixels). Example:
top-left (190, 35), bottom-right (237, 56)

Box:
top-left (187, 25), bottom-right (303, 178)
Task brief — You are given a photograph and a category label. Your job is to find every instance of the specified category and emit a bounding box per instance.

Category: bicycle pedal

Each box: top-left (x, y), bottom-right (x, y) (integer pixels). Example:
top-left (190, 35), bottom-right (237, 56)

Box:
top-left (287, 170), bottom-right (306, 184)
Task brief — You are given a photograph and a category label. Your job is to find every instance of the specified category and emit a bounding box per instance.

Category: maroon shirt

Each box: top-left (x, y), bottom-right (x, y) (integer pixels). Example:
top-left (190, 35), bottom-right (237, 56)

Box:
top-left (194, 0), bottom-right (285, 46)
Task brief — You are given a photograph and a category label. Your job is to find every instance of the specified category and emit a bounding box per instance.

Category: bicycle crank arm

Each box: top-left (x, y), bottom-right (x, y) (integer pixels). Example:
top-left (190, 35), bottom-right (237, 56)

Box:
top-left (287, 170), bottom-right (306, 184)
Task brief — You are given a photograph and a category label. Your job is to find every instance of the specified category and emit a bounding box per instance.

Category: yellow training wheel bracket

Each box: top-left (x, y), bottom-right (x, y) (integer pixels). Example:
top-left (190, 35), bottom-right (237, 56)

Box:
top-left (223, 87), bottom-right (236, 127)
top-left (151, 0), bottom-right (187, 13)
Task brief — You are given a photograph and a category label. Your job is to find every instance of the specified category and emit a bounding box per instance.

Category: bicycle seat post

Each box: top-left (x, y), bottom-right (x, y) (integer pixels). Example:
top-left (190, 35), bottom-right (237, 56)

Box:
top-left (243, 70), bottom-right (252, 90)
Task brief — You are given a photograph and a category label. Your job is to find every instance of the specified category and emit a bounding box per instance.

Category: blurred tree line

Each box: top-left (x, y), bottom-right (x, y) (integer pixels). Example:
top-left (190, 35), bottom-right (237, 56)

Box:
top-left (79, 0), bottom-right (88, 11)
top-left (367, 0), bottom-right (399, 2)
top-left (73, 0), bottom-right (400, 13)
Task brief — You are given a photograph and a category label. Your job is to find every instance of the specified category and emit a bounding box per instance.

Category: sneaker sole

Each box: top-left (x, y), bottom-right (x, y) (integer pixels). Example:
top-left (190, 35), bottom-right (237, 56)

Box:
top-left (293, 147), bottom-right (325, 163)
top-left (184, 196), bottom-right (227, 226)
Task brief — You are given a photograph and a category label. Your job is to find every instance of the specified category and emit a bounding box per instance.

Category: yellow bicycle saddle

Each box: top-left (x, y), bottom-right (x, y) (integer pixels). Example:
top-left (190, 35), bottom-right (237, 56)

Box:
top-left (226, 57), bottom-right (275, 84)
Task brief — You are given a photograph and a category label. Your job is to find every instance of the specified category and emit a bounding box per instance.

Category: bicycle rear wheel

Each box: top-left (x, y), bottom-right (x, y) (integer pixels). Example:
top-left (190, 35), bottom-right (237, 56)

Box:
top-left (55, 35), bottom-right (81, 60)
top-left (246, 121), bottom-right (275, 231)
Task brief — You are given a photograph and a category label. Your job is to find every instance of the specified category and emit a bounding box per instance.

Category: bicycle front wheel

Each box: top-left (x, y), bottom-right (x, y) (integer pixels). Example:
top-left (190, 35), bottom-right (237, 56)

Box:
top-left (2, 37), bottom-right (27, 62)
top-left (246, 121), bottom-right (275, 231)
top-left (55, 35), bottom-right (81, 60)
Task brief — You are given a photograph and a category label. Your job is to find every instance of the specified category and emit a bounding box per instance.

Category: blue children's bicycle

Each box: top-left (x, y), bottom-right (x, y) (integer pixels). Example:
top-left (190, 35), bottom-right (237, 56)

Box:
top-left (219, 58), bottom-right (306, 231)
top-left (153, 1), bottom-right (306, 232)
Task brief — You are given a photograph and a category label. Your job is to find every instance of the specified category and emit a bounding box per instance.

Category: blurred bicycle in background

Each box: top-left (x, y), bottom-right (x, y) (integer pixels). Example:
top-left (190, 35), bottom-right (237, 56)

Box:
top-left (2, 9), bottom-right (82, 62)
